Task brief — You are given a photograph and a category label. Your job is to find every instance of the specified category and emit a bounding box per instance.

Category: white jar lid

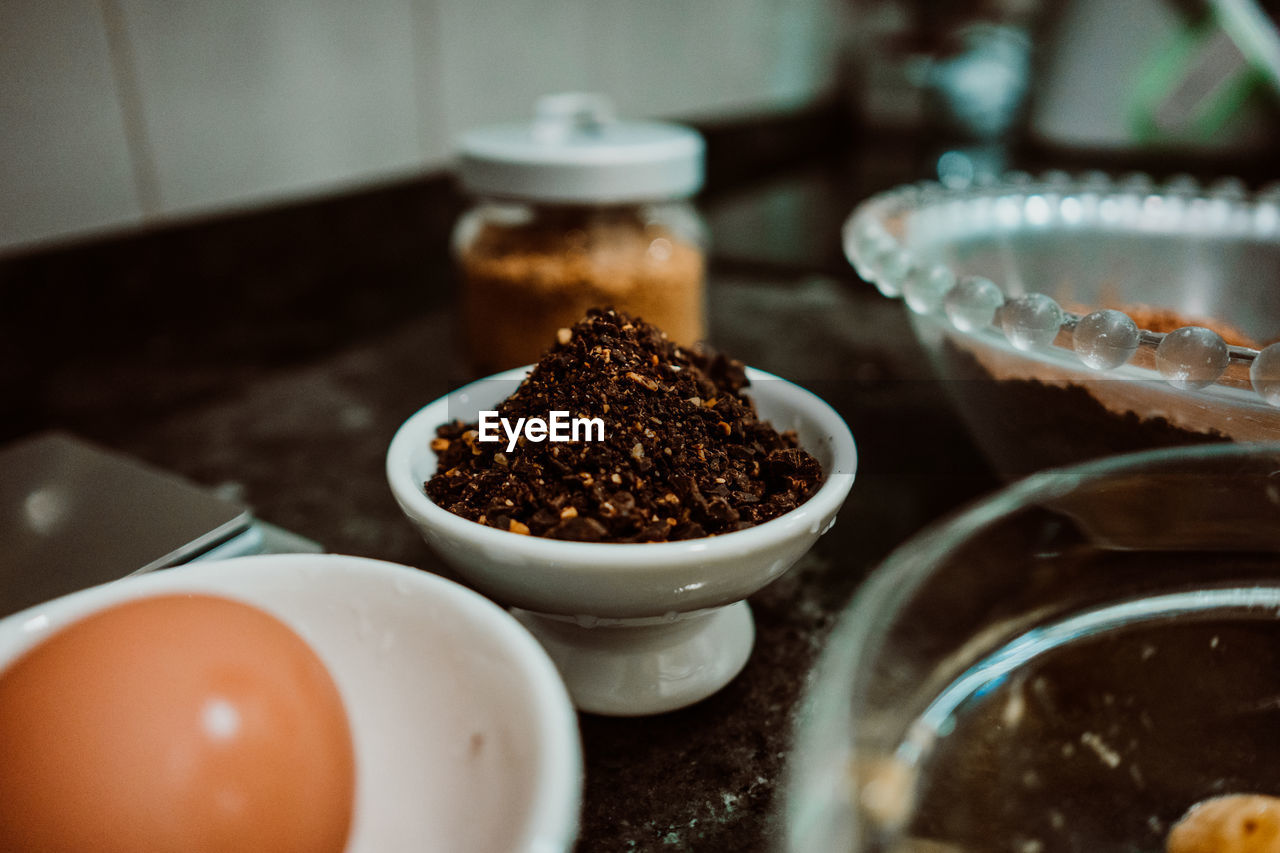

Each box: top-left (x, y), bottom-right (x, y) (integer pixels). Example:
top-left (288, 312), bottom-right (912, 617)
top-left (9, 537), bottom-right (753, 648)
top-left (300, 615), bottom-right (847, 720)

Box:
top-left (457, 93), bottom-right (705, 203)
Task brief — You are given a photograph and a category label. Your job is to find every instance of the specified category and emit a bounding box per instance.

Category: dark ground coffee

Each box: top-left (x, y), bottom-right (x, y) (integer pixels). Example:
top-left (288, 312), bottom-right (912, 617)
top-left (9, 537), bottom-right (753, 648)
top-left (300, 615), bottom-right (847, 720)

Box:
top-left (426, 308), bottom-right (824, 542)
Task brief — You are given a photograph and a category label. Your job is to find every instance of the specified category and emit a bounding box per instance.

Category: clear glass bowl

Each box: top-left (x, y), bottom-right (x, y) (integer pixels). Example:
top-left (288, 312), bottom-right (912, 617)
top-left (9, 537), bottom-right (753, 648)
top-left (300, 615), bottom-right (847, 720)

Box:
top-left (844, 172), bottom-right (1280, 478)
top-left (784, 442), bottom-right (1280, 853)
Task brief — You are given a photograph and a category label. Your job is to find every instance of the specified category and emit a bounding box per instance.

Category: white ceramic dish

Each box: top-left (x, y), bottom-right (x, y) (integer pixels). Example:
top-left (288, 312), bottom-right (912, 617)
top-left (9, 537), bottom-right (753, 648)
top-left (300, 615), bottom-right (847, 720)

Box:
top-left (0, 553), bottom-right (582, 853)
top-left (387, 366), bottom-right (857, 716)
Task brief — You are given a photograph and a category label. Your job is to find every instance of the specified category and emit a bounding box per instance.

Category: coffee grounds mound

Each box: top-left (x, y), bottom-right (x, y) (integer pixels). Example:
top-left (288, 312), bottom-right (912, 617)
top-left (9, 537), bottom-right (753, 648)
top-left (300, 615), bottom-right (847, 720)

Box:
top-left (426, 308), bottom-right (824, 542)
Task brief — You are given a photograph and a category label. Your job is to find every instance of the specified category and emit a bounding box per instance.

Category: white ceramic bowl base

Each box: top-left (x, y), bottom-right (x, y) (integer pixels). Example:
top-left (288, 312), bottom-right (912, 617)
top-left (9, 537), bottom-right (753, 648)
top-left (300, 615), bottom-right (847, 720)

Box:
top-left (388, 366), bottom-right (858, 718)
top-left (512, 601), bottom-right (754, 716)
top-left (0, 554), bottom-right (583, 853)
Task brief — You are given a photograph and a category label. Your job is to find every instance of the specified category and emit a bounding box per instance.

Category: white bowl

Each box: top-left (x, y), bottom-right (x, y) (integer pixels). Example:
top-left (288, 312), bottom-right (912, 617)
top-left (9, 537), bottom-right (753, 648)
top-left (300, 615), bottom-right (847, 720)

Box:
top-left (0, 553), bottom-right (582, 853)
top-left (387, 366), bottom-right (857, 715)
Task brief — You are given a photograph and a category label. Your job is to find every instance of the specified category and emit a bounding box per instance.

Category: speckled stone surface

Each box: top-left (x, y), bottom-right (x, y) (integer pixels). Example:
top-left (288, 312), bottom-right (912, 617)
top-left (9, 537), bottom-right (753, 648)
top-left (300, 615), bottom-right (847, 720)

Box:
top-left (3, 153), bottom-right (1003, 851)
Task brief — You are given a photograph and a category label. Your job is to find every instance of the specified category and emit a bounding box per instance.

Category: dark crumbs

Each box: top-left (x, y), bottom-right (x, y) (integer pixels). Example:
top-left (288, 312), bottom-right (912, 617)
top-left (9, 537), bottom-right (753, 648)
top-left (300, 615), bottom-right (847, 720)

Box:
top-left (425, 308), bottom-right (824, 542)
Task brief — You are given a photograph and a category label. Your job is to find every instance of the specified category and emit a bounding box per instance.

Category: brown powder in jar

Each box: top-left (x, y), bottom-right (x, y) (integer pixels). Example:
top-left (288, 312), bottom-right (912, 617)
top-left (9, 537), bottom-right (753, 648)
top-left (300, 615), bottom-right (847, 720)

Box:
top-left (460, 207), bottom-right (705, 374)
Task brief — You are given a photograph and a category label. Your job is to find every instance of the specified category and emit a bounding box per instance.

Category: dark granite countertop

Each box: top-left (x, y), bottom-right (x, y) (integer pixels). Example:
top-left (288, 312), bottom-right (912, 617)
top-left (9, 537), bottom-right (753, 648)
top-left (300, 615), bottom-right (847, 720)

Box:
top-left (15, 124), bottom-right (1201, 850)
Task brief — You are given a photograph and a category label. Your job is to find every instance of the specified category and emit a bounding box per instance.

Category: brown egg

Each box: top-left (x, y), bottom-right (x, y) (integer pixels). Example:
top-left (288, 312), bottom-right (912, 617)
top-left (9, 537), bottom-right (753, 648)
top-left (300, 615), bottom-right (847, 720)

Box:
top-left (0, 594), bottom-right (355, 853)
top-left (1168, 794), bottom-right (1280, 853)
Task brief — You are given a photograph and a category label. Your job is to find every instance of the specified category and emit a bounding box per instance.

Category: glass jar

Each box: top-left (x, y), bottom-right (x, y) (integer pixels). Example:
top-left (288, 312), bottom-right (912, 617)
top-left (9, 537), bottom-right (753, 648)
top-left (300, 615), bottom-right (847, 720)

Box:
top-left (453, 94), bottom-right (707, 374)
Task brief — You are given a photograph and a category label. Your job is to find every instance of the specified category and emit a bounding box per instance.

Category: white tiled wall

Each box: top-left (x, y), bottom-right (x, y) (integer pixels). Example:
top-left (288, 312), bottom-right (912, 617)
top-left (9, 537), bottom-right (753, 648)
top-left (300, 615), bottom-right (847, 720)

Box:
top-left (117, 0), bottom-right (423, 217)
top-left (0, 1), bottom-right (143, 249)
top-left (1, 0), bottom-right (848, 254)
top-left (583, 0), bottom-right (843, 121)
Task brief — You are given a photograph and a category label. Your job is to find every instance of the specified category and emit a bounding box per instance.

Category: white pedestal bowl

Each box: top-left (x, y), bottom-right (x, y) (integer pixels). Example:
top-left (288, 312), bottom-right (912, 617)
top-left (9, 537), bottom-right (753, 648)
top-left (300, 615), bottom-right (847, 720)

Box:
top-left (387, 366), bottom-right (857, 716)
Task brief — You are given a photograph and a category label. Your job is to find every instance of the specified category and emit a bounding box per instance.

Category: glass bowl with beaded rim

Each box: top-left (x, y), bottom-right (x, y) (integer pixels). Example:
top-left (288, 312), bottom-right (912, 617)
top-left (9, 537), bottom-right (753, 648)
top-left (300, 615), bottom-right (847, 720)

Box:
top-left (844, 171), bottom-right (1280, 479)
top-left (784, 441), bottom-right (1280, 853)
